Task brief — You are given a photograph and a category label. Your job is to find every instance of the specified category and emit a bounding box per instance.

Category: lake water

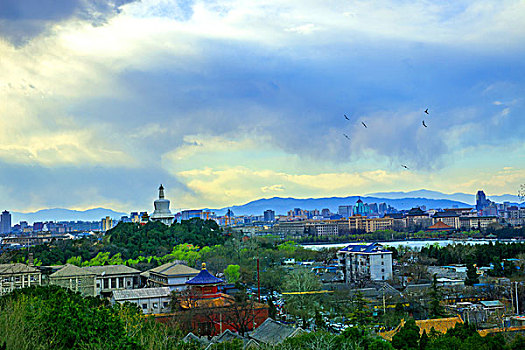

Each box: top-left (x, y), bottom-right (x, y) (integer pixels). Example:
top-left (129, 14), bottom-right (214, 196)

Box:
top-left (303, 239), bottom-right (517, 251)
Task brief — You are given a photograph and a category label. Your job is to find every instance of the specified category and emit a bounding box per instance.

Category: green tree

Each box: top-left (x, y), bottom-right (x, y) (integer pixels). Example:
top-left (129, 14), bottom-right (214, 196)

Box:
top-left (224, 264), bottom-right (241, 283)
top-left (282, 268), bottom-right (323, 328)
top-left (419, 330), bottom-right (429, 350)
top-left (465, 263), bottom-right (479, 286)
top-left (0, 285), bottom-right (180, 349)
top-left (391, 319), bottom-right (420, 350)
top-left (428, 275), bottom-right (443, 318)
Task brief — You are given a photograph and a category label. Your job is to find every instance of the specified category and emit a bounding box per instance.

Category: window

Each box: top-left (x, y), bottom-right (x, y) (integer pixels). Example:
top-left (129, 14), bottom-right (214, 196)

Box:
top-left (104, 279), bottom-right (109, 289)
top-left (127, 280), bottom-right (131, 287)
top-left (381, 268), bottom-right (385, 272)
top-left (142, 304), bottom-right (147, 309)
top-left (163, 302), bottom-right (169, 308)
top-left (381, 261), bottom-right (384, 265)
top-left (111, 278), bottom-right (116, 289)
top-left (382, 276), bottom-right (385, 280)
top-left (153, 303), bottom-right (158, 308)
top-left (96, 283), bottom-right (100, 288)
top-left (15, 276), bottom-right (20, 282)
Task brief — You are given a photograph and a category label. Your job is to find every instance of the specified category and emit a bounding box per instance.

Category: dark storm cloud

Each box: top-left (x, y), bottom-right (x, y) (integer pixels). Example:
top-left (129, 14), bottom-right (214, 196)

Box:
top-left (64, 39), bottom-right (525, 171)
top-left (0, 0), bottom-right (137, 45)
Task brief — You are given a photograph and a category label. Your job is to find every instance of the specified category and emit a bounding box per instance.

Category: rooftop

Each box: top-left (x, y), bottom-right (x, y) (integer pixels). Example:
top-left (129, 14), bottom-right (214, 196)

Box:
top-left (250, 318), bottom-right (304, 345)
top-left (112, 287), bottom-right (171, 301)
top-left (433, 211), bottom-right (460, 218)
top-left (148, 262), bottom-right (199, 277)
top-left (339, 242), bottom-right (391, 254)
top-left (427, 221), bottom-right (454, 230)
top-left (185, 263), bottom-right (224, 285)
top-left (0, 263), bottom-right (40, 275)
top-left (50, 264), bottom-right (96, 278)
top-left (82, 265), bottom-right (140, 276)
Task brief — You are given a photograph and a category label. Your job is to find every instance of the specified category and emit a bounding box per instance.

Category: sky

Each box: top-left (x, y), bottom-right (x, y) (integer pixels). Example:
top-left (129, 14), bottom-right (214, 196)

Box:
top-left (0, 0), bottom-right (524, 213)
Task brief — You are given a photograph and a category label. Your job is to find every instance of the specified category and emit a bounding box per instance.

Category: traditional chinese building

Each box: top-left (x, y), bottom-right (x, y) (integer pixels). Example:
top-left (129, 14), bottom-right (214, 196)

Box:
top-left (156, 263), bottom-right (268, 336)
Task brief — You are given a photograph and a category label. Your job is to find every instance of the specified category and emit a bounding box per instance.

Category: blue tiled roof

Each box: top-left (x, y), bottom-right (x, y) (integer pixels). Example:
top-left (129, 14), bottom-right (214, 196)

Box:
top-left (185, 268), bottom-right (224, 285)
top-left (339, 242), bottom-right (390, 253)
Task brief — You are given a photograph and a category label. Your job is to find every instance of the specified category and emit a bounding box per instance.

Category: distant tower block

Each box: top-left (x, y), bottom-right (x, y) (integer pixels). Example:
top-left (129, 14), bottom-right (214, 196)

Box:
top-left (150, 184), bottom-right (175, 226)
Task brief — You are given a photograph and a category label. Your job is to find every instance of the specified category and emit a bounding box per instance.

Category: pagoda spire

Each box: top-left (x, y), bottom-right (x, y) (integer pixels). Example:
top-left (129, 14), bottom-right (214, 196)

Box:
top-left (159, 184), bottom-right (165, 199)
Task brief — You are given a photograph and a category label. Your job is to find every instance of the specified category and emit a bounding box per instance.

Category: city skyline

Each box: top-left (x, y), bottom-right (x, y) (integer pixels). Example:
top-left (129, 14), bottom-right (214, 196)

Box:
top-left (1, 1), bottom-right (524, 212)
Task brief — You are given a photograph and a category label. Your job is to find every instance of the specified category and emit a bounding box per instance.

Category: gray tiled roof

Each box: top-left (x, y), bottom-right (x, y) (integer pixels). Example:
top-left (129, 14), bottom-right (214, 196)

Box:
top-left (112, 287), bottom-right (171, 300)
top-left (339, 242), bottom-right (390, 253)
top-left (50, 264), bottom-right (96, 278)
top-left (0, 263), bottom-right (40, 275)
top-left (82, 265), bottom-right (140, 276)
top-left (250, 318), bottom-right (303, 345)
top-left (182, 332), bottom-right (209, 346)
top-left (148, 263), bottom-right (199, 277)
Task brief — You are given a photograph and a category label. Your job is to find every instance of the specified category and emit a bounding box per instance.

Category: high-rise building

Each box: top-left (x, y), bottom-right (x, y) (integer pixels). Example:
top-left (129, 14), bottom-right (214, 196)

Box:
top-left (263, 210), bottom-right (275, 222)
top-left (476, 190), bottom-right (489, 212)
top-left (354, 199), bottom-right (366, 216)
top-left (0, 210), bottom-right (11, 234)
top-left (101, 216), bottom-right (113, 232)
top-left (33, 222), bottom-right (44, 232)
top-left (338, 205), bottom-right (353, 218)
top-left (368, 203), bottom-right (378, 214)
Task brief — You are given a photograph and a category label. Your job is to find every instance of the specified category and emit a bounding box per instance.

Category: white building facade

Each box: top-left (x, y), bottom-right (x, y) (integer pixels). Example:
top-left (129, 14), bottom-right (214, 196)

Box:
top-left (111, 287), bottom-right (171, 314)
top-left (337, 243), bottom-right (393, 283)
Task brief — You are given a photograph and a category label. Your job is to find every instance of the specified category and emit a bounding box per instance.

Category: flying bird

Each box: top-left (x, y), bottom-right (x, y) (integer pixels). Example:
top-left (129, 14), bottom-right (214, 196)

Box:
top-left (402, 165), bottom-right (409, 169)
top-left (422, 120), bottom-right (427, 127)
top-left (424, 108), bottom-right (429, 114)
top-left (344, 114), bottom-right (350, 120)
top-left (361, 121), bottom-right (367, 128)
top-left (343, 133), bottom-right (351, 140)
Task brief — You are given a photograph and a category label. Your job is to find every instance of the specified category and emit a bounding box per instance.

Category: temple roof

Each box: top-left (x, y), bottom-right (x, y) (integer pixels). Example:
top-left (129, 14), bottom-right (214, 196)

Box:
top-left (407, 207), bottom-right (427, 216)
top-left (427, 221), bottom-right (454, 230)
top-left (185, 263), bottom-right (224, 285)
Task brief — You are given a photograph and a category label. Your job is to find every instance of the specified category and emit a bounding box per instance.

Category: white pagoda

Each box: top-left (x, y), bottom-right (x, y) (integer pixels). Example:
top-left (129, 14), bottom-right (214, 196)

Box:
top-left (150, 184), bottom-right (175, 226)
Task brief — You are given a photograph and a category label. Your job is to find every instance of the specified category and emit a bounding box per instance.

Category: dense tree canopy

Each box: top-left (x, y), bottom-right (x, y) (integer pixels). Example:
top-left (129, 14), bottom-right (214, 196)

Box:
top-left (420, 241), bottom-right (525, 266)
top-left (0, 285), bottom-right (179, 349)
top-left (5, 218), bottom-right (227, 267)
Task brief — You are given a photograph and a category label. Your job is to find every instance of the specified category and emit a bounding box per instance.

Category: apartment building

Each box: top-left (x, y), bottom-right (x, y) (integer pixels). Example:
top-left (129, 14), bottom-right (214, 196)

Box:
top-left (337, 243), bottom-right (393, 283)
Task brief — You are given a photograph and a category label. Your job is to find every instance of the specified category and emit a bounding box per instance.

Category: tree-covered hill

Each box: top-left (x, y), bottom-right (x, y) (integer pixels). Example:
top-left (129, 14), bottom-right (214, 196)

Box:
top-left (104, 219), bottom-right (226, 259)
top-left (4, 218), bottom-right (228, 267)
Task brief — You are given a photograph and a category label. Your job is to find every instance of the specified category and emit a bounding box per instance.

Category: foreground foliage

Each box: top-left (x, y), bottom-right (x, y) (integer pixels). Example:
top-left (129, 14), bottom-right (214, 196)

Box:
top-left (0, 286), bottom-right (180, 350)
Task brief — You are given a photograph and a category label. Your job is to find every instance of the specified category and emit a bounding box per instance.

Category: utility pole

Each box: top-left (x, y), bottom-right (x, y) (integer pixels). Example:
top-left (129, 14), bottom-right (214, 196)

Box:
top-left (257, 258), bottom-right (261, 303)
top-left (516, 282), bottom-right (520, 315)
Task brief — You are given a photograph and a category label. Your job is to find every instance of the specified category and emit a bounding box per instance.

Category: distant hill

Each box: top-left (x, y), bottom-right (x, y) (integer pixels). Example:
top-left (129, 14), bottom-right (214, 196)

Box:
top-left (210, 196), bottom-right (473, 216)
top-left (366, 189), bottom-right (522, 205)
top-left (11, 208), bottom-right (127, 224)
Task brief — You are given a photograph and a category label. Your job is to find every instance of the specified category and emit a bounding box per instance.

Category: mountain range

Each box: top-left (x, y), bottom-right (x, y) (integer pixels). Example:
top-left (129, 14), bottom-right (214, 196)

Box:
top-left (11, 208), bottom-right (126, 225)
top-left (8, 190), bottom-right (523, 223)
top-left (210, 189), bottom-right (524, 216)
top-left (366, 189), bottom-right (521, 205)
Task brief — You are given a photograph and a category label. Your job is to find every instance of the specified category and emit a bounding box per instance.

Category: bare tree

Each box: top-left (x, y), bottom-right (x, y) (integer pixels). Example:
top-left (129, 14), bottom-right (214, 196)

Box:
top-left (220, 292), bottom-right (260, 337)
